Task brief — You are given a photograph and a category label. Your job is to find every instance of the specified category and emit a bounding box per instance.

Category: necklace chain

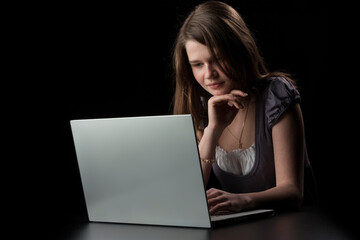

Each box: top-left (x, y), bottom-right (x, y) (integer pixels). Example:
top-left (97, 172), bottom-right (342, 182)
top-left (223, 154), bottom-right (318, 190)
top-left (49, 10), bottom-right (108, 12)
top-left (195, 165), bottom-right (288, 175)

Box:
top-left (226, 104), bottom-right (249, 149)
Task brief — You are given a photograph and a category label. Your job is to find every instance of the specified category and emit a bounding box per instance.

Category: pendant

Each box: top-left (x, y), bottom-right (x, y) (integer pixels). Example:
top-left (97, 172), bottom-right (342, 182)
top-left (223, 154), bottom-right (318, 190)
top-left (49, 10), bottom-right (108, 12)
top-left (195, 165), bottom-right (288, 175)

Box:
top-left (239, 142), bottom-right (243, 149)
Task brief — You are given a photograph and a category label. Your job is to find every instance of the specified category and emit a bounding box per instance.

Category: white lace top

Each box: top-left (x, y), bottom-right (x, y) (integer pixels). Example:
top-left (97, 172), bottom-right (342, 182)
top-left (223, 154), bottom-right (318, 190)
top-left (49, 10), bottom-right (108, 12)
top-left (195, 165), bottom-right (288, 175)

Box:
top-left (215, 144), bottom-right (255, 176)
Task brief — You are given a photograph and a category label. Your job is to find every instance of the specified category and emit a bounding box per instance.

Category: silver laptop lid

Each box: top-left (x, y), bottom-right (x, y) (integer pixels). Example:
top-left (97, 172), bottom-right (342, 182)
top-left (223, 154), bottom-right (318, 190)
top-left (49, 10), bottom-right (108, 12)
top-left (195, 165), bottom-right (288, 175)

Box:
top-left (70, 114), bottom-right (211, 228)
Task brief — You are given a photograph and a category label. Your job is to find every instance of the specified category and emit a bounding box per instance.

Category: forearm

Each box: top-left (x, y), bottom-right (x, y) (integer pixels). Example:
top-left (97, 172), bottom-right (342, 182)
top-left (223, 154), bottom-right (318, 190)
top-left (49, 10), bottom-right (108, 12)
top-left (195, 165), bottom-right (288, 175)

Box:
top-left (198, 126), bottom-right (222, 159)
top-left (198, 126), bottom-right (223, 186)
top-left (245, 184), bottom-right (303, 210)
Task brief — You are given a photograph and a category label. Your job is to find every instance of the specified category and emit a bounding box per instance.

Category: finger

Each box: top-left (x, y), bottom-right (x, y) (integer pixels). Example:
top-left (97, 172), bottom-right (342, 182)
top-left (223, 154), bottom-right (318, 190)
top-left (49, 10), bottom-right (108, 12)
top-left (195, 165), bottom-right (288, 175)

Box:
top-left (209, 94), bottom-right (238, 106)
top-left (230, 89), bottom-right (248, 97)
top-left (207, 189), bottom-right (222, 201)
top-left (206, 187), bottom-right (217, 193)
top-left (206, 188), bottom-right (222, 198)
top-left (208, 195), bottom-right (226, 207)
top-left (228, 100), bottom-right (241, 109)
top-left (210, 201), bottom-right (231, 215)
top-left (207, 190), bottom-right (227, 210)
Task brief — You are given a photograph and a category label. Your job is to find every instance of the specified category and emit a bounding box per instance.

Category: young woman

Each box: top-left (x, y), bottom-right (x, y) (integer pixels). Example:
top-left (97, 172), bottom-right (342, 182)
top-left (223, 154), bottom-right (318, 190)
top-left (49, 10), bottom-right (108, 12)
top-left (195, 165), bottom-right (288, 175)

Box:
top-left (172, 1), bottom-right (316, 215)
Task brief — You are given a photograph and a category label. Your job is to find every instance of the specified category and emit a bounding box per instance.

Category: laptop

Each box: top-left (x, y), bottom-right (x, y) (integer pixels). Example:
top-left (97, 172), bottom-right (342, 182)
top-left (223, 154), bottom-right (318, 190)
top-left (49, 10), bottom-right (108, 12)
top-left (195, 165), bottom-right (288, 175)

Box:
top-left (70, 114), bottom-right (274, 228)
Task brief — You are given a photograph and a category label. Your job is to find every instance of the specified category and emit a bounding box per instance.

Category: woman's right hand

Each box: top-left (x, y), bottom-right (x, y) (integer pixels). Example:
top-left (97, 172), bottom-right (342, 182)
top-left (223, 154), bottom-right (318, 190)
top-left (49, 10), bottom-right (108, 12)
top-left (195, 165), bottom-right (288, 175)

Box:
top-left (207, 90), bottom-right (248, 133)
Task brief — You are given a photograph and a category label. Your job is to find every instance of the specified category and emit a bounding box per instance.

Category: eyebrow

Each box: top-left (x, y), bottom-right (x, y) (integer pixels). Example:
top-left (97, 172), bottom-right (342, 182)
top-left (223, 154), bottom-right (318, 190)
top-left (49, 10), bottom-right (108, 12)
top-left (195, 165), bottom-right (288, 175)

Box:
top-left (189, 60), bottom-right (201, 64)
top-left (188, 55), bottom-right (220, 64)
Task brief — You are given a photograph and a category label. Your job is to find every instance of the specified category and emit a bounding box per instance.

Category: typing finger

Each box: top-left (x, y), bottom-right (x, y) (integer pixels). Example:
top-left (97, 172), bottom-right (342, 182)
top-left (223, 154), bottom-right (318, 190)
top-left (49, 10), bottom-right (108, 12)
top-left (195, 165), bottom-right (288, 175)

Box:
top-left (210, 201), bottom-right (231, 215)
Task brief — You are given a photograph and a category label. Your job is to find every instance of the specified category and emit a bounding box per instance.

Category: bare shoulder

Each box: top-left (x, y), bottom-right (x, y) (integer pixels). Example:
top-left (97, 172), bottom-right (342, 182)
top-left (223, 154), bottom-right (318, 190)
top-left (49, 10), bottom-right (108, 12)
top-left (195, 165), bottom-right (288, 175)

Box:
top-left (273, 103), bottom-right (304, 132)
top-left (271, 103), bottom-right (305, 166)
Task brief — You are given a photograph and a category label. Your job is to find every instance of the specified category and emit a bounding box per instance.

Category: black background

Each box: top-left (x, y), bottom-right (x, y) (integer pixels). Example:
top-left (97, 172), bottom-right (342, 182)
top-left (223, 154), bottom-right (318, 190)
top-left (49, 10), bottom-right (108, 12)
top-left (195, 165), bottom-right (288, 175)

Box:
top-left (20, 0), bottom-right (356, 237)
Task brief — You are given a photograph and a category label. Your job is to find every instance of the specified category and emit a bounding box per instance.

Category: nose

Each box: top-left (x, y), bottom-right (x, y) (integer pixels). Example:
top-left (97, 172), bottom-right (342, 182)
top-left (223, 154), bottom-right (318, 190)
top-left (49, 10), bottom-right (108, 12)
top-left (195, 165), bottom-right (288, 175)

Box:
top-left (204, 63), bottom-right (218, 79)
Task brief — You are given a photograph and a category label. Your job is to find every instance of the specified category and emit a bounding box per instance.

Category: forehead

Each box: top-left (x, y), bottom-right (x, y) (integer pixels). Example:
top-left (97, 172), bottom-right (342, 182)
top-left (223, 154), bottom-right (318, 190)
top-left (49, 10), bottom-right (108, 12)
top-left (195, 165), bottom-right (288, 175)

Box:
top-left (185, 40), bottom-right (212, 61)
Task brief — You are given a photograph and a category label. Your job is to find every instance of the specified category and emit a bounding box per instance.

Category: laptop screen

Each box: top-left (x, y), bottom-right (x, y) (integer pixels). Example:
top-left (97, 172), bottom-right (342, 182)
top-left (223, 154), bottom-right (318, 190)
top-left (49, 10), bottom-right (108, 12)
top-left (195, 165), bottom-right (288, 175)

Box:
top-left (71, 115), bottom-right (211, 228)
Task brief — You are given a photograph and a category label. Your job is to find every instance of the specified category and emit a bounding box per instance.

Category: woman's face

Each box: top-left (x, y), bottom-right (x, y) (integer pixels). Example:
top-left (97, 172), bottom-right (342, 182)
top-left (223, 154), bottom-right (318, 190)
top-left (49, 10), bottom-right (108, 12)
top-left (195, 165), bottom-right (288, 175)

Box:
top-left (185, 40), bottom-right (238, 96)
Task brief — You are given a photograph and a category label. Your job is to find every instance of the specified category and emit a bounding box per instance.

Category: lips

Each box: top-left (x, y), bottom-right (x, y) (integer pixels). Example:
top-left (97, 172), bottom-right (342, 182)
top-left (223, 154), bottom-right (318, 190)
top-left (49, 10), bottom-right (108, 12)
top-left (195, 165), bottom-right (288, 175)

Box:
top-left (207, 82), bottom-right (224, 89)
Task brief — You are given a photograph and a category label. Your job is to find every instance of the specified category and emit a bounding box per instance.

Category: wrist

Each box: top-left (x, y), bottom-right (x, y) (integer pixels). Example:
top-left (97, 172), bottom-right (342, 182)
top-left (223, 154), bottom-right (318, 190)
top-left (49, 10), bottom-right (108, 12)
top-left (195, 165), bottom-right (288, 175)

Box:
top-left (201, 158), bottom-right (216, 164)
top-left (198, 126), bottom-right (222, 161)
top-left (204, 124), bottom-right (224, 140)
top-left (238, 193), bottom-right (256, 210)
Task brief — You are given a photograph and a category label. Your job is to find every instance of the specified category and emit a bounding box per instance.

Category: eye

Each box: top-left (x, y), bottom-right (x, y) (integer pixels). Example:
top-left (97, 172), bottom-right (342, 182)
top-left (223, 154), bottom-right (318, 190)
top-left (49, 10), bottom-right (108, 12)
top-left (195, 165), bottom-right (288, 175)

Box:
top-left (190, 62), bottom-right (203, 68)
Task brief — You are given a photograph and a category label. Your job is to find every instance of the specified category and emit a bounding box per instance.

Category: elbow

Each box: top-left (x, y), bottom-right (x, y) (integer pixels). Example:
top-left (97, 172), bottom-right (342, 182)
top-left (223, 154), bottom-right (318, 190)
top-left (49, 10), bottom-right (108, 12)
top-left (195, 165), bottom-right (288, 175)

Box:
top-left (292, 192), bottom-right (303, 210)
top-left (275, 184), bottom-right (303, 211)
top-left (288, 186), bottom-right (303, 211)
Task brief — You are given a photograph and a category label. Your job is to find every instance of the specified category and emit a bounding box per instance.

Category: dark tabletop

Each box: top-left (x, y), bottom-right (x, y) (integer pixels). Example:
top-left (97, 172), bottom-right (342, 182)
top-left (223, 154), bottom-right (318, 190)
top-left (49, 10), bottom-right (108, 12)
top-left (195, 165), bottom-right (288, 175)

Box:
top-left (60, 206), bottom-right (356, 240)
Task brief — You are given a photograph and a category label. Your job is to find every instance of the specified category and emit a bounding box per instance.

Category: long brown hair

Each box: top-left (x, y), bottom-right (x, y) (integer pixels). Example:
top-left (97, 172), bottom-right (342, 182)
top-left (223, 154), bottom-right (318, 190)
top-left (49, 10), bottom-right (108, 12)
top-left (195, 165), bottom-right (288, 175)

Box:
top-left (172, 1), bottom-right (294, 131)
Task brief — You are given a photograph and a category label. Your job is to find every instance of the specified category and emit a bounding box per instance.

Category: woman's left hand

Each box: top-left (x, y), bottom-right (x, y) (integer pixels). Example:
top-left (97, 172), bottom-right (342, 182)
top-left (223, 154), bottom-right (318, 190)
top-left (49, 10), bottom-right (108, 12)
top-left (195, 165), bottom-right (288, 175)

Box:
top-left (206, 188), bottom-right (251, 215)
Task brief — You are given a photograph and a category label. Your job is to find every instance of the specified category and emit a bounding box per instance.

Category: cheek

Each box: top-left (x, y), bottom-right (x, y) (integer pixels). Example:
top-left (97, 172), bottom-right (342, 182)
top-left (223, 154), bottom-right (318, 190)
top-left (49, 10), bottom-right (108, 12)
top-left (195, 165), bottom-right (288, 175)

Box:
top-left (192, 69), bottom-right (204, 85)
